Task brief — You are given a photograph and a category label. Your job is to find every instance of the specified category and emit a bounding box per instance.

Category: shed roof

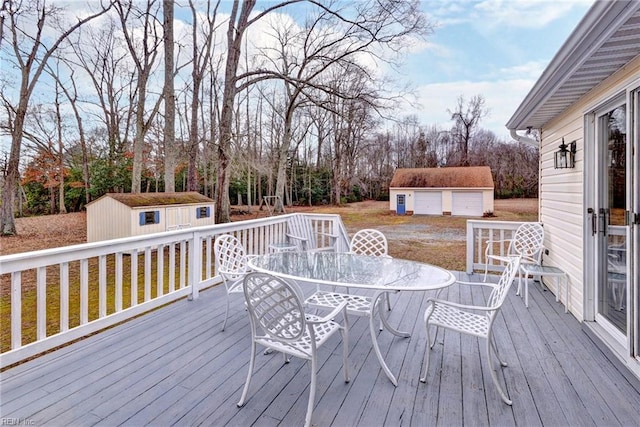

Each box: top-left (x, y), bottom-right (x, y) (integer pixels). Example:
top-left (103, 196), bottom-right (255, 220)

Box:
top-left (390, 166), bottom-right (494, 189)
top-left (88, 192), bottom-right (213, 208)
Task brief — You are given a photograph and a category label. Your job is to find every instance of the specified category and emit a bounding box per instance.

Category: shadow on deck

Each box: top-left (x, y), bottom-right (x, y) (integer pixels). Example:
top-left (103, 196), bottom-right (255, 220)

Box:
top-left (2, 272), bottom-right (639, 426)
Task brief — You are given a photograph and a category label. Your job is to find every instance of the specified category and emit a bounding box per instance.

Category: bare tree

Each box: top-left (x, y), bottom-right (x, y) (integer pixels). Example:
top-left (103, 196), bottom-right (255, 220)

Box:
top-left (162, 0), bottom-right (176, 192)
top-left (185, 0), bottom-right (220, 191)
top-left (448, 94), bottom-right (488, 166)
top-left (114, 0), bottom-right (164, 194)
top-left (0, 0), bottom-right (111, 235)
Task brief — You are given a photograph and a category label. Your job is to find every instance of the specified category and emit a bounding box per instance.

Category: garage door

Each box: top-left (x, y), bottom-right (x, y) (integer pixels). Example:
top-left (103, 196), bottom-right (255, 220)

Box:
top-left (414, 191), bottom-right (442, 215)
top-left (452, 192), bottom-right (483, 216)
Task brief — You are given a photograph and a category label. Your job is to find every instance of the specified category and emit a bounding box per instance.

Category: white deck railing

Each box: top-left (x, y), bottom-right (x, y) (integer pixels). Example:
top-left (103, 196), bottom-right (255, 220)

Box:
top-left (466, 220), bottom-right (529, 274)
top-left (0, 213), bottom-right (349, 368)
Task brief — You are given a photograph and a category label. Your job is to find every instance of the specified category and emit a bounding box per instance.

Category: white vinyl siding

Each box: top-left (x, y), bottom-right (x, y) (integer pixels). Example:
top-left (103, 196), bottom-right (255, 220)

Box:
top-left (414, 191), bottom-right (442, 215)
top-left (538, 54), bottom-right (640, 321)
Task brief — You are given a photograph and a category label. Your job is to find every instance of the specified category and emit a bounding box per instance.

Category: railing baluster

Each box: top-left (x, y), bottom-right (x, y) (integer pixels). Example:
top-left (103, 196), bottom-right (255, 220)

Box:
top-left (99, 255), bottom-right (107, 318)
top-left (80, 258), bottom-right (89, 324)
top-left (116, 253), bottom-right (123, 312)
top-left (144, 247), bottom-right (152, 302)
top-left (11, 272), bottom-right (22, 349)
top-left (60, 262), bottom-right (69, 332)
top-left (157, 244), bottom-right (165, 297)
top-left (37, 267), bottom-right (46, 340)
top-left (131, 249), bottom-right (138, 307)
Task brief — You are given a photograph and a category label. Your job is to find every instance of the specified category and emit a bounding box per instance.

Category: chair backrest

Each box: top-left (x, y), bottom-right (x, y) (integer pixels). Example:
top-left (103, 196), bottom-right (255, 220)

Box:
top-left (287, 214), bottom-right (317, 251)
top-left (214, 234), bottom-right (248, 279)
top-left (350, 229), bottom-right (388, 257)
top-left (510, 223), bottom-right (544, 263)
top-left (487, 256), bottom-right (521, 311)
top-left (243, 272), bottom-right (306, 343)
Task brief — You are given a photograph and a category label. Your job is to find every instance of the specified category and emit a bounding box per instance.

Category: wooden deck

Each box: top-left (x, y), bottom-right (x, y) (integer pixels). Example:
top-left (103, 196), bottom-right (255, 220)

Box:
top-left (2, 272), bottom-right (639, 426)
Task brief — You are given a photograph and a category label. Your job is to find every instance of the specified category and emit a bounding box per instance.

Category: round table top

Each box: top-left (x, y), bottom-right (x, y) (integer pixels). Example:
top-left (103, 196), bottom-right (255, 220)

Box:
top-left (248, 252), bottom-right (456, 291)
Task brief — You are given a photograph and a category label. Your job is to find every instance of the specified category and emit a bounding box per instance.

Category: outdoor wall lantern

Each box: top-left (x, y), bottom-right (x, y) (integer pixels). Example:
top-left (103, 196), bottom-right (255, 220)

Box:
top-left (554, 138), bottom-right (576, 169)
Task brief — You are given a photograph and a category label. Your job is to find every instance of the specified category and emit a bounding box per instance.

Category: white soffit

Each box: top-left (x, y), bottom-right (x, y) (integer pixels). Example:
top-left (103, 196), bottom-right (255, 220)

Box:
top-left (506, 0), bottom-right (640, 131)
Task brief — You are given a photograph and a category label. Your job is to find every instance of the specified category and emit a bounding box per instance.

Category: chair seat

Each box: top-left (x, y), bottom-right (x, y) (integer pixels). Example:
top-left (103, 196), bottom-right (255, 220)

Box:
top-left (255, 312), bottom-right (343, 359)
top-left (306, 290), bottom-right (373, 316)
top-left (427, 303), bottom-right (489, 338)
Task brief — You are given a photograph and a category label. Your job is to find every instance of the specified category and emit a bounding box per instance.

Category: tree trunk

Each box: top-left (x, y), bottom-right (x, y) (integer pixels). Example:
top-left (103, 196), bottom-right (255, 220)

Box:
top-left (163, 0), bottom-right (176, 192)
top-left (215, 0), bottom-right (256, 223)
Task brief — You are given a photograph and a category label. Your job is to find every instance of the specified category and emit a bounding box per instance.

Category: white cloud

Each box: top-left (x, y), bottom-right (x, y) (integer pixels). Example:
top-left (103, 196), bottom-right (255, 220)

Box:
top-left (424, 0), bottom-right (592, 30)
top-left (398, 77), bottom-right (538, 139)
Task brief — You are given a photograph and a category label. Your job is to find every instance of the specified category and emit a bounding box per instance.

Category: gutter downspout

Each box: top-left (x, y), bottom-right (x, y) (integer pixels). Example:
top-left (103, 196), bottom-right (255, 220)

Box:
top-left (510, 129), bottom-right (538, 148)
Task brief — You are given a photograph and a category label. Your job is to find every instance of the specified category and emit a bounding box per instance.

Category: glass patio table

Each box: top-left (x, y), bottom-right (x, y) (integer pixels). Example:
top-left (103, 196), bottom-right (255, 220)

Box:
top-left (248, 251), bottom-right (456, 385)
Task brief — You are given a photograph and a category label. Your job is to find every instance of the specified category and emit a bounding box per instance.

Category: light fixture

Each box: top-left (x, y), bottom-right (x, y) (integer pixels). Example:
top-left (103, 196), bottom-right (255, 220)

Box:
top-left (554, 138), bottom-right (576, 169)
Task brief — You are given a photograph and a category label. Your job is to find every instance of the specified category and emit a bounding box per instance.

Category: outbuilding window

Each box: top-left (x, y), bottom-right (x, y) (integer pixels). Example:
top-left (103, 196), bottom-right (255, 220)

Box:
top-left (196, 206), bottom-right (211, 219)
top-left (140, 211), bottom-right (160, 225)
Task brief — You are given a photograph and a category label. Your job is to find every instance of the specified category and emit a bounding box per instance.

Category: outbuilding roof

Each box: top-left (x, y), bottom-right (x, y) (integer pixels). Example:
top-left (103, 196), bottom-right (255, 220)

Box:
top-left (390, 166), bottom-right (494, 188)
top-left (88, 192), bottom-right (213, 208)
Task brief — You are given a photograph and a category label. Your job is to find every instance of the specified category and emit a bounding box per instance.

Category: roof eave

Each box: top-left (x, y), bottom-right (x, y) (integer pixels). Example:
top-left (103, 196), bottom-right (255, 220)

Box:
top-left (506, 0), bottom-right (639, 131)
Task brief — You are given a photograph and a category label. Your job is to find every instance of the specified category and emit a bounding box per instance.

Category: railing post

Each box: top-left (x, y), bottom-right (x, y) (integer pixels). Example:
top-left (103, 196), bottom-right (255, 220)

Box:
top-left (189, 231), bottom-right (201, 301)
top-left (466, 221), bottom-right (475, 274)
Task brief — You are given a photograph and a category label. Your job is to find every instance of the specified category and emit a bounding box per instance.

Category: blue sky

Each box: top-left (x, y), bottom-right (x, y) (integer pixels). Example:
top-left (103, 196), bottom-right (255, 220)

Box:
top-left (398, 0), bottom-right (594, 139)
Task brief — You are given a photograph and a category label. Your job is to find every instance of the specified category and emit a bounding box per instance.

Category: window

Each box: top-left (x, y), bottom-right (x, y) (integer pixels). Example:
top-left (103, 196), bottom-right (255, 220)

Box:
top-left (196, 206), bottom-right (211, 219)
top-left (139, 211), bottom-right (160, 225)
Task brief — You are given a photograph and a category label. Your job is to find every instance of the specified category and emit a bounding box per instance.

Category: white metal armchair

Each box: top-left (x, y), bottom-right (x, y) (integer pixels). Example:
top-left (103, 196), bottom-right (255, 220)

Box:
top-left (237, 272), bottom-right (350, 427)
top-left (421, 256), bottom-right (521, 405)
top-left (306, 229), bottom-right (394, 330)
top-left (483, 222), bottom-right (544, 290)
top-left (349, 228), bottom-right (392, 311)
top-left (349, 228), bottom-right (388, 256)
top-left (214, 234), bottom-right (250, 331)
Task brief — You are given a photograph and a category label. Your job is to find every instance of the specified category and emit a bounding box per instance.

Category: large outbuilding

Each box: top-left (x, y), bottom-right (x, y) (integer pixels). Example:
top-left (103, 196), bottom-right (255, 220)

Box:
top-left (506, 1), bottom-right (639, 380)
top-left (389, 166), bottom-right (494, 216)
top-left (86, 192), bottom-right (215, 242)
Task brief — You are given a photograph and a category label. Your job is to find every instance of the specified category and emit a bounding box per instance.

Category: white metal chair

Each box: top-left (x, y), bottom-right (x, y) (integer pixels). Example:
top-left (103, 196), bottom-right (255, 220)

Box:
top-left (349, 228), bottom-right (388, 257)
top-left (349, 228), bottom-right (392, 312)
top-left (307, 229), bottom-right (394, 330)
top-left (483, 222), bottom-right (544, 292)
top-left (421, 255), bottom-right (521, 405)
top-left (237, 272), bottom-right (350, 427)
top-left (214, 234), bottom-right (250, 331)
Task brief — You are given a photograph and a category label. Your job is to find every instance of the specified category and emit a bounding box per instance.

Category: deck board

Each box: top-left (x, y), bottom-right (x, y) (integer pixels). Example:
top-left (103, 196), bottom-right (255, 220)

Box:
top-left (2, 272), bottom-right (640, 426)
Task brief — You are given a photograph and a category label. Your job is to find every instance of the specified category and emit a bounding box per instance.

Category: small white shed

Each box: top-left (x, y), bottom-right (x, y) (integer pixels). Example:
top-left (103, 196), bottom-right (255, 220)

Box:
top-left (86, 192), bottom-right (215, 242)
top-left (389, 166), bottom-right (494, 216)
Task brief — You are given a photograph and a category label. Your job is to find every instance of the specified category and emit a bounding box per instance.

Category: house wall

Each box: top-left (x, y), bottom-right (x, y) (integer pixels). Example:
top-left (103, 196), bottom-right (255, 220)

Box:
top-left (539, 54), bottom-right (640, 321)
top-left (389, 188), bottom-right (493, 216)
top-left (87, 198), bottom-right (132, 242)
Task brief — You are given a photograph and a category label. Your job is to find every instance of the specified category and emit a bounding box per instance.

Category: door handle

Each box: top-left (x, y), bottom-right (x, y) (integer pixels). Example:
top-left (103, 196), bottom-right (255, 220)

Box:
top-left (599, 208), bottom-right (607, 236)
top-left (588, 208), bottom-right (597, 235)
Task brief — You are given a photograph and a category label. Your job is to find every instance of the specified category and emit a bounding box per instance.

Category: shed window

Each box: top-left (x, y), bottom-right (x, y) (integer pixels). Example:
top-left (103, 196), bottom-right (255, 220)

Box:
top-left (196, 206), bottom-right (211, 219)
top-left (140, 211), bottom-right (160, 225)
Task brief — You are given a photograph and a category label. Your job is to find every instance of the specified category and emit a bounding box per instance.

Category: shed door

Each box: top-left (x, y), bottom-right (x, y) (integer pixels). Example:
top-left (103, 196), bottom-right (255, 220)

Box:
top-left (166, 207), bottom-right (191, 230)
top-left (414, 192), bottom-right (442, 215)
top-left (452, 192), bottom-right (483, 216)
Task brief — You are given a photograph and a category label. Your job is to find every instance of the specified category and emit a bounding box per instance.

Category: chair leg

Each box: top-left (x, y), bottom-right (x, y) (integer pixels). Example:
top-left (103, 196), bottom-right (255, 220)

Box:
top-left (485, 338), bottom-right (512, 405)
top-left (340, 324), bottom-right (350, 383)
top-left (305, 355), bottom-right (318, 427)
top-left (237, 341), bottom-right (257, 408)
top-left (222, 292), bottom-right (230, 332)
top-left (420, 323), bottom-right (432, 383)
top-left (488, 334), bottom-right (507, 367)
